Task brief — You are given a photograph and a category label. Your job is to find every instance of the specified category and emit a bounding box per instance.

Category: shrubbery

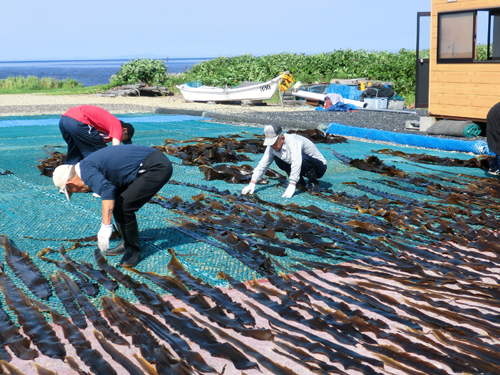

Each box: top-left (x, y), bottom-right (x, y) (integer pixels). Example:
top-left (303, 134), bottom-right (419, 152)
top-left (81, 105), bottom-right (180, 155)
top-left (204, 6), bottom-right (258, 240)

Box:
top-left (110, 58), bottom-right (167, 86)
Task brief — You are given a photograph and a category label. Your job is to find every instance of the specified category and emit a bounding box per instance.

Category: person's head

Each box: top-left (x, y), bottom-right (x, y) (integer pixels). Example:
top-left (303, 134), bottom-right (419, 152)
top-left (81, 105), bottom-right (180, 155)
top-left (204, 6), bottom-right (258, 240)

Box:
top-left (52, 164), bottom-right (90, 201)
top-left (263, 122), bottom-right (284, 151)
top-left (120, 122), bottom-right (135, 144)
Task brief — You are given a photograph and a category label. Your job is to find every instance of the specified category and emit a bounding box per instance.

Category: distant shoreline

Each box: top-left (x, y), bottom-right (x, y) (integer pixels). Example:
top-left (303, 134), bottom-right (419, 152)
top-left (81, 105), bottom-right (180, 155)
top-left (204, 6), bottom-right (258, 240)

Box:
top-left (0, 57), bottom-right (215, 64)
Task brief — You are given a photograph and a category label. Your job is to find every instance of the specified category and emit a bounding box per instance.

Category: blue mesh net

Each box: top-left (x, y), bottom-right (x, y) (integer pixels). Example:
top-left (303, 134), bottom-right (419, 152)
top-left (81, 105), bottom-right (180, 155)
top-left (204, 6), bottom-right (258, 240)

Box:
top-left (0, 113), bottom-right (490, 317)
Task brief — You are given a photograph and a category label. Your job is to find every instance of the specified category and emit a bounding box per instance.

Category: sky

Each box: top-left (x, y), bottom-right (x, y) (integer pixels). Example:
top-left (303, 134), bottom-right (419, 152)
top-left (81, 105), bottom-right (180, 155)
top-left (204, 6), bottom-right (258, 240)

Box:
top-left (1, 0), bottom-right (431, 61)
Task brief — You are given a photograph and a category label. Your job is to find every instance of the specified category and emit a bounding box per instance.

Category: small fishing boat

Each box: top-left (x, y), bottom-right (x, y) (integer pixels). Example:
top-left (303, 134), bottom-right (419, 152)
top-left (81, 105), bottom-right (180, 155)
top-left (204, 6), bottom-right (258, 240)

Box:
top-left (177, 72), bottom-right (292, 103)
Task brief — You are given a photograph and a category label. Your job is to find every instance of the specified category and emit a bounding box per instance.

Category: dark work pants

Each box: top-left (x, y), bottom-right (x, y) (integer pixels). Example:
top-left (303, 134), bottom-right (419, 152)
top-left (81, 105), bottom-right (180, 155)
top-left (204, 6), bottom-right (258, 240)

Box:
top-left (113, 150), bottom-right (173, 226)
top-left (59, 115), bottom-right (107, 165)
top-left (275, 154), bottom-right (327, 180)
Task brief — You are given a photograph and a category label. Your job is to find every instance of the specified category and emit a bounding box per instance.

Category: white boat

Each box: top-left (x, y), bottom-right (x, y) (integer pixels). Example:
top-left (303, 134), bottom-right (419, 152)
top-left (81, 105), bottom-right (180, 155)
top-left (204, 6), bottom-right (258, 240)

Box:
top-left (176, 74), bottom-right (286, 103)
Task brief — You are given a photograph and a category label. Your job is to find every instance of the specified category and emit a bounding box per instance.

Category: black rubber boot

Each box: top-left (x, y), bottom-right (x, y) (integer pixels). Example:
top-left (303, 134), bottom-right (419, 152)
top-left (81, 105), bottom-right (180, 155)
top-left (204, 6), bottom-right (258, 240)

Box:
top-left (305, 169), bottom-right (321, 195)
top-left (102, 222), bottom-right (125, 256)
top-left (119, 220), bottom-right (142, 268)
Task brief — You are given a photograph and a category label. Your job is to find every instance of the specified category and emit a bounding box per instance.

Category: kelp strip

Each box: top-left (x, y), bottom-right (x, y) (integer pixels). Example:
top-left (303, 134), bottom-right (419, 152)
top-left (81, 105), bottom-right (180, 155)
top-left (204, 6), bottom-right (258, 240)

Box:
top-left (31, 299), bottom-right (117, 375)
top-left (94, 249), bottom-right (258, 371)
top-left (0, 271), bottom-right (65, 359)
top-left (57, 271), bottom-right (128, 346)
top-left (0, 304), bottom-right (38, 360)
top-left (93, 330), bottom-right (145, 375)
top-left (38, 247), bottom-right (99, 296)
top-left (2, 235), bottom-right (51, 300)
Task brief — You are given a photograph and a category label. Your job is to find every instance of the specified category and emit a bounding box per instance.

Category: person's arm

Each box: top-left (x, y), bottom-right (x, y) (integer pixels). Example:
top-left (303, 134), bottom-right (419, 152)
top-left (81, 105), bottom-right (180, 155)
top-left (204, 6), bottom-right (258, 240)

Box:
top-left (111, 138), bottom-right (121, 146)
top-left (287, 139), bottom-right (303, 184)
top-left (250, 147), bottom-right (275, 183)
top-left (101, 199), bottom-right (115, 225)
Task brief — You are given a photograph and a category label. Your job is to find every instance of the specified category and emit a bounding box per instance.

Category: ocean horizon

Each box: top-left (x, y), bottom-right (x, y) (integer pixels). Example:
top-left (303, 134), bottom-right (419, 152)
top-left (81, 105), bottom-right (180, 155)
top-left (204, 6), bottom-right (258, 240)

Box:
top-left (0, 57), bottom-right (213, 87)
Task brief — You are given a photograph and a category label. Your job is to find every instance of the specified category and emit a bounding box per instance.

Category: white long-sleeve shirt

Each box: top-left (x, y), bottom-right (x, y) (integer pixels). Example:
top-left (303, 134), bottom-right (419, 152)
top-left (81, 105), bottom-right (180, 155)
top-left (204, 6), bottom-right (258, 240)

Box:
top-left (251, 133), bottom-right (326, 184)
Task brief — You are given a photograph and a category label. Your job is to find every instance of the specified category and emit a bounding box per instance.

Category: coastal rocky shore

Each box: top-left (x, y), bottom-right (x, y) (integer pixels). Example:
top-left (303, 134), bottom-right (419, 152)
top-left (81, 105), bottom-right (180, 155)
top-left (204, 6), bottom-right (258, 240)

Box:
top-left (0, 93), bottom-right (484, 141)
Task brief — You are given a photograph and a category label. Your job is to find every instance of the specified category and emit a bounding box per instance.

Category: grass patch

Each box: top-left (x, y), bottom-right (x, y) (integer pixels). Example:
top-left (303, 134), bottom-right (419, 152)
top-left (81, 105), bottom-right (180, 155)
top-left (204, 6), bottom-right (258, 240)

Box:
top-left (0, 76), bottom-right (113, 95)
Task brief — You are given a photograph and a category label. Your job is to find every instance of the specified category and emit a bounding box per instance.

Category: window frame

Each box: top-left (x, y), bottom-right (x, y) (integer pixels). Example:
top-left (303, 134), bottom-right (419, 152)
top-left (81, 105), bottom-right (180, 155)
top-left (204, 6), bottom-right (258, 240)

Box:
top-left (437, 8), bottom-right (500, 64)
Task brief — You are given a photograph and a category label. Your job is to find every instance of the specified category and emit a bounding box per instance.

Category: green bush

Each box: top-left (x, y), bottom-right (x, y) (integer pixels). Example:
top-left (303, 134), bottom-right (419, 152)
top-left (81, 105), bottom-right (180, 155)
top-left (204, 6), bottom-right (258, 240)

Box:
top-left (111, 58), bottom-right (167, 86)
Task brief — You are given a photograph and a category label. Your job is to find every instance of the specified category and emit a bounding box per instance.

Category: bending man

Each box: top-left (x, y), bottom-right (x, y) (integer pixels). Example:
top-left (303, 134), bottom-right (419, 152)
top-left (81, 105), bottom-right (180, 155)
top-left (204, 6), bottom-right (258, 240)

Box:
top-left (242, 122), bottom-right (327, 198)
top-left (52, 145), bottom-right (172, 267)
top-left (60, 105), bottom-right (135, 165)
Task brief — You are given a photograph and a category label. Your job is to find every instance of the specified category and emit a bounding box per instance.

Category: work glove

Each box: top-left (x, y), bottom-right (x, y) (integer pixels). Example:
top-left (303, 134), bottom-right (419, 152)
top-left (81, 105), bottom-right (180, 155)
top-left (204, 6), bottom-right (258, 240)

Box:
top-left (97, 223), bottom-right (113, 252)
top-left (242, 182), bottom-right (256, 195)
top-left (282, 183), bottom-right (296, 198)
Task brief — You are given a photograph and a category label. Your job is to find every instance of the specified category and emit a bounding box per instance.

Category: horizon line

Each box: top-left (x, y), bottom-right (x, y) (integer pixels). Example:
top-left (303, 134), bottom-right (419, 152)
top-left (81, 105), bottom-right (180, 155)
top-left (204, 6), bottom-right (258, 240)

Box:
top-left (0, 57), bottom-right (216, 64)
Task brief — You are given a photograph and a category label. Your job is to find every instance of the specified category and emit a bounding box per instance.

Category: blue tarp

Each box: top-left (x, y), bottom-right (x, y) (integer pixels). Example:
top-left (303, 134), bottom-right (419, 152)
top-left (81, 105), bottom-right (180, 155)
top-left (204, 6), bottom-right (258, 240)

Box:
top-left (326, 84), bottom-right (364, 101)
top-left (315, 103), bottom-right (357, 112)
top-left (326, 122), bottom-right (493, 155)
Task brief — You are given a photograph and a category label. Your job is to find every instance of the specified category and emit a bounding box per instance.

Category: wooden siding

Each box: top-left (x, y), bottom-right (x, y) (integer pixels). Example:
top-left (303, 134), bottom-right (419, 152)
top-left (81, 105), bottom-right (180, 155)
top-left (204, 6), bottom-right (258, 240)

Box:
top-left (429, 0), bottom-right (500, 121)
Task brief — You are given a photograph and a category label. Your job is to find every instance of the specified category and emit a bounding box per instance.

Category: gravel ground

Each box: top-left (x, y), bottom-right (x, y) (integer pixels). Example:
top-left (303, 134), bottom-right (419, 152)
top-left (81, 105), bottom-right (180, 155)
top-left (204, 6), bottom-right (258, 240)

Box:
top-left (0, 93), bottom-right (486, 141)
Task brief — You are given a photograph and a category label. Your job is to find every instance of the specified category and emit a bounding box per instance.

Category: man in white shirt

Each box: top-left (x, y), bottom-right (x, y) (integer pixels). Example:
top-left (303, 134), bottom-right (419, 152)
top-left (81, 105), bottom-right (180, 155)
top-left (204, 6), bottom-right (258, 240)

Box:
top-left (242, 122), bottom-right (327, 198)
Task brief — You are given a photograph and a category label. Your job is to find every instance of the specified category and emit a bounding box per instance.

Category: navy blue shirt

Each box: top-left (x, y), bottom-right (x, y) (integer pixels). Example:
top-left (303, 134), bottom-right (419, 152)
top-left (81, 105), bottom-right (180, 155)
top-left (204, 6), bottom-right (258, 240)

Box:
top-left (79, 145), bottom-right (156, 200)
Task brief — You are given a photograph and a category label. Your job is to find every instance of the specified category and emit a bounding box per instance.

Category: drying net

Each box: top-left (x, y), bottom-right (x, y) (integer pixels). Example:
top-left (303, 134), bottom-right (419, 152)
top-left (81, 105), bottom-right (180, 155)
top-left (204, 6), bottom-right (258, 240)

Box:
top-left (0, 113), bottom-right (492, 317)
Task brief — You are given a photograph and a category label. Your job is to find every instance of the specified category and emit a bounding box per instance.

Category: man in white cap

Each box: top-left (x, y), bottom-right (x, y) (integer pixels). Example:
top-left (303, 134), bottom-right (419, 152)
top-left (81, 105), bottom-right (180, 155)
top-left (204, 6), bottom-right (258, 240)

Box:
top-left (242, 122), bottom-right (327, 198)
top-left (52, 144), bottom-right (172, 267)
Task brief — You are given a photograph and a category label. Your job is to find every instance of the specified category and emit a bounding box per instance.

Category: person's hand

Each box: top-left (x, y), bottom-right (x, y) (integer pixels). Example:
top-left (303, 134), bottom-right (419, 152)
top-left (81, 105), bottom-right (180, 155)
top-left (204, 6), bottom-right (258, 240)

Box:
top-left (282, 184), bottom-right (296, 198)
top-left (242, 182), bottom-right (256, 195)
top-left (97, 223), bottom-right (113, 252)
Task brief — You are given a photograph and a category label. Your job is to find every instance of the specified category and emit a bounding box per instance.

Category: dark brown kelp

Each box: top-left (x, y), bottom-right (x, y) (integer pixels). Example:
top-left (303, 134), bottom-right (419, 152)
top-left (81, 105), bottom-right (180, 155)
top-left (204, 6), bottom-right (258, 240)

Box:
top-left (93, 330), bottom-right (145, 375)
top-left (163, 251), bottom-right (256, 327)
top-left (373, 148), bottom-right (493, 170)
top-left (57, 271), bottom-right (128, 346)
top-left (60, 247), bottom-right (118, 292)
top-left (131, 267), bottom-right (272, 341)
top-left (65, 356), bottom-right (92, 375)
top-left (94, 249), bottom-right (259, 371)
top-left (36, 146), bottom-right (65, 177)
top-left (0, 271), bottom-right (65, 359)
top-left (288, 128), bottom-right (348, 144)
top-left (1, 235), bottom-right (51, 300)
top-left (50, 273), bottom-right (87, 330)
top-left (0, 304), bottom-right (38, 360)
top-left (32, 299), bottom-right (118, 375)
top-left (38, 247), bottom-right (99, 296)
top-left (112, 295), bottom-right (216, 373)
top-left (101, 296), bottom-right (193, 375)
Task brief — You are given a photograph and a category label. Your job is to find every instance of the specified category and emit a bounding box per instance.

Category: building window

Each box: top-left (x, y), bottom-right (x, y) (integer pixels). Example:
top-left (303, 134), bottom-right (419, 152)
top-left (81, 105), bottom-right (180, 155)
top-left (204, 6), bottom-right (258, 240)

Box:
top-left (437, 9), bottom-right (500, 63)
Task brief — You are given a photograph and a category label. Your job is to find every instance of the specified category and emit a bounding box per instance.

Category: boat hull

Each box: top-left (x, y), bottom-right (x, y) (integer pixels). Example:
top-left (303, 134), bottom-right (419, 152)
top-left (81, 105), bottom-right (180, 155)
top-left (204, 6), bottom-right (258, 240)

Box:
top-left (177, 77), bottom-right (281, 102)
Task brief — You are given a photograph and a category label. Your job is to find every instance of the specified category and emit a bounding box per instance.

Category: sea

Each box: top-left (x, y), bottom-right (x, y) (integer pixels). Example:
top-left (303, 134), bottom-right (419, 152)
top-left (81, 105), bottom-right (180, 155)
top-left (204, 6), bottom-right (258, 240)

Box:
top-left (0, 58), bottom-right (212, 87)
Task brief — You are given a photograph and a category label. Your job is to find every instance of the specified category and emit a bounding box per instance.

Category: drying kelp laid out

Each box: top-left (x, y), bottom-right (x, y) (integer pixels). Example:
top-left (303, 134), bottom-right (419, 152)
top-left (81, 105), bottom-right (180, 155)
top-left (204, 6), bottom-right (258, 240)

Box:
top-left (373, 148), bottom-right (493, 170)
top-left (4, 142), bottom-right (500, 374)
top-left (7, 115), bottom-right (500, 375)
top-left (36, 146), bottom-right (66, 177)
top-left (152, 131), bottom-right (347, 167)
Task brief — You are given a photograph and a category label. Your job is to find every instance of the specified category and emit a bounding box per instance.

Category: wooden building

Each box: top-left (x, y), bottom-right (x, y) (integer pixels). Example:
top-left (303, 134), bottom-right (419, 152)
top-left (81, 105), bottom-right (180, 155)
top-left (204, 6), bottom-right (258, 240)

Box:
top-left (429, 0), bottom-right (500, 123)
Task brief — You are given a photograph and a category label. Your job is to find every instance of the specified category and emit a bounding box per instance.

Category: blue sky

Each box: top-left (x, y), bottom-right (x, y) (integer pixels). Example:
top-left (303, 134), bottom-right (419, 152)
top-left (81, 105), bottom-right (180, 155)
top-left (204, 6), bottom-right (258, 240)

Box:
top-left (1, 0), bottom-right (431, 61)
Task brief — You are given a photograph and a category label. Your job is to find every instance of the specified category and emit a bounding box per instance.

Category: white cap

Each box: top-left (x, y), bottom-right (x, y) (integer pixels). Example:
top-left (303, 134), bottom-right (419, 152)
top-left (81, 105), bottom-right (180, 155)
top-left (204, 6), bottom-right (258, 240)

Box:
top-left (263, 122), bottom-right (282, 146)
top-left (52, 165), bottom-right (74, 201)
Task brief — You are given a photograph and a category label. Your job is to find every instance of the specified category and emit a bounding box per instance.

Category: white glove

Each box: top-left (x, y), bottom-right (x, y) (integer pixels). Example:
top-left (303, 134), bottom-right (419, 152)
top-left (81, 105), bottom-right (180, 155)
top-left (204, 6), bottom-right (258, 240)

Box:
top-left (282, 184), bottom-right (296, 198)
top-left (97, 223), bottom-right (113, 252)
top-left (242, 182), bottom-right (256, 195)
